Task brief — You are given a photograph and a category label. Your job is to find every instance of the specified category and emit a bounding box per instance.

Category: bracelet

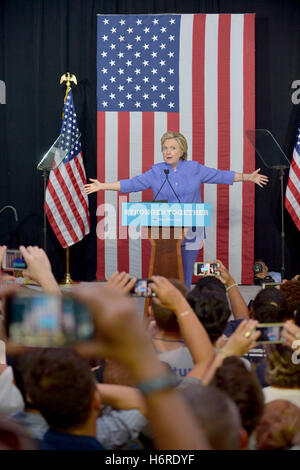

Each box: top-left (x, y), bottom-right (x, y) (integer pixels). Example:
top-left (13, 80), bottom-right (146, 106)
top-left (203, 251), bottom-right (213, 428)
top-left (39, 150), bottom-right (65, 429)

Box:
top-left (137, 373), bottom-right (178, 396)
top-left (226, 283), bottom-right (238, 292)
top-left (178, 309), bottom-right (193, 319)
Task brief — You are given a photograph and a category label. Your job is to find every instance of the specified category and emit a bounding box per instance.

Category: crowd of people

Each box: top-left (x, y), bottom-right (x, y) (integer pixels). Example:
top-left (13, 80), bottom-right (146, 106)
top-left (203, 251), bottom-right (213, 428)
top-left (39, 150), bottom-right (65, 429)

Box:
top-left (0, 244), bottom-right (300, 450)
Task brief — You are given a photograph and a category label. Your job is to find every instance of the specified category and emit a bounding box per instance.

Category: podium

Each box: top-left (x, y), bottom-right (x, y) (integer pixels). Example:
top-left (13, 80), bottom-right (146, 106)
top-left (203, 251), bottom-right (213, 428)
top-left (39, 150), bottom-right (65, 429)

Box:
top-left (122, 202), bottom-right (211, 313)
top-left (147, 226), bottom-right (187, 281)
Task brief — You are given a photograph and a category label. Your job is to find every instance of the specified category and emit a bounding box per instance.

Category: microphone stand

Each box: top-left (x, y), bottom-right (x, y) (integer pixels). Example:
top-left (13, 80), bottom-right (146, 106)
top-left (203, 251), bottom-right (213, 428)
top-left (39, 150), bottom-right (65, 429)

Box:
top-left (274, 165), bottom-right (287, 280)
top-left (165, 173), bottom-right (181, 203)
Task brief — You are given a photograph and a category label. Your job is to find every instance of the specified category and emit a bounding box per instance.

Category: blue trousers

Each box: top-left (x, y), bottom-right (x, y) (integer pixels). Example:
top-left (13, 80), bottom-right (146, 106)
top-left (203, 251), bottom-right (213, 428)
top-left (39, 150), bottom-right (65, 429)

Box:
top-left (181, 228), bottom-right (205, 290)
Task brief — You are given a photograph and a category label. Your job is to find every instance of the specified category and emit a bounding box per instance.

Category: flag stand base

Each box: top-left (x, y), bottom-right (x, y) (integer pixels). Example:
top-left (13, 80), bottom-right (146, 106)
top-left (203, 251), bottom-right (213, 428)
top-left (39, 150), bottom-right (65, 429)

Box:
top-left (59, 247), bottom-right (79, 286)
top-left (61, 272), bottom-right (74, 285)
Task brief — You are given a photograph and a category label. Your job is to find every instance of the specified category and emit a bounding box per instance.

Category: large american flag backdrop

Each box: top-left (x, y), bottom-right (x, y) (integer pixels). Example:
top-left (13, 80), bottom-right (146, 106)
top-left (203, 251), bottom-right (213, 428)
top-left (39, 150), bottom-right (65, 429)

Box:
top-left (96, 14), bottom-right (255, 284)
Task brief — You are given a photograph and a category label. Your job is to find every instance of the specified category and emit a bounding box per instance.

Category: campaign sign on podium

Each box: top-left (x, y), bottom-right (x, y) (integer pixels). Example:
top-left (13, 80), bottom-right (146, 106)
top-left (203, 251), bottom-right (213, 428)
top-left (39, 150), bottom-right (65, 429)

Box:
top-left (121, 202), bottom-right (211, 228)
top-left (121, 203), bottom-right (211, 311)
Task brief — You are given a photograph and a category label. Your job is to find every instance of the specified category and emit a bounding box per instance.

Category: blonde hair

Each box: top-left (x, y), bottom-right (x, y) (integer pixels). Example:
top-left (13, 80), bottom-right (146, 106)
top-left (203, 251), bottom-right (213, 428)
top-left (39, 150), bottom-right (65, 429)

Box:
top-left (161, 131), bottom-right (188, 161)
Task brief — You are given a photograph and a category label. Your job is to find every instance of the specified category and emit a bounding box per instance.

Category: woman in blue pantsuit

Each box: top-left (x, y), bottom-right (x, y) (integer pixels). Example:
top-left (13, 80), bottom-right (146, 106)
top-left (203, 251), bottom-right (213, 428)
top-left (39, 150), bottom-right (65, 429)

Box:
top-left (84, 131), bottom-right (268, 289)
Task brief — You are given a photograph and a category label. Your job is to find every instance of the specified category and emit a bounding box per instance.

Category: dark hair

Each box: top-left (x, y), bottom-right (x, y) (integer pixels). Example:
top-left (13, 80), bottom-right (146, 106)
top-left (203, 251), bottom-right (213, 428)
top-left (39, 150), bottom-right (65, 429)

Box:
top-left (24, 348), bottom-right (97, 431)
top-left (211, 356), bottom-right (264, 435)
top-left (280, 280), bottom-right (300, 315)
top-left (294, 302), bottom-right (300, 327)
top-left (265, 344), bottom-right (300, 388)
top-left (251, 287), bottom-right (288, 323)
top-left (12, 351), bottom-right (40, 410)
top-left (180, 383), bottom-right (241, 450)
top-left (152, 279), bottom-right (188, 333)
top-left (194, 276), bottom-right (226, 295)
top-left (187, 287), bottom-right (230, 343)
top-left (102, 358), bottom-right (136, 387)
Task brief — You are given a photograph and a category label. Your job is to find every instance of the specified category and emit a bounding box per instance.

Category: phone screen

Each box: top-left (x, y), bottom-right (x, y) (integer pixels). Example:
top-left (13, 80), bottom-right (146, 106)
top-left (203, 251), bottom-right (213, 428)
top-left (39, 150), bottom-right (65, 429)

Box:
top-left (130, 279), bottom-right (156, 297)
top-left (194, 262), bottom-right (219, 276)
top-left (256, 323), bottom-right (284, 344)
top-left (3, 250), bottom-right (27, 271)
top-left (6, 293), bottom-right (93, 347)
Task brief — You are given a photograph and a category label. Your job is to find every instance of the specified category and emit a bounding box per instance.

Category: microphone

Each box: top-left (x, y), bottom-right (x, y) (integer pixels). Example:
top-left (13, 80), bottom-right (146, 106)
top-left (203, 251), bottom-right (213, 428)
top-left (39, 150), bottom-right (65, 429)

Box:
top-left (152, 169), bottom-right (169, 202)
top-left (165, 170), bottom-right (181, 203)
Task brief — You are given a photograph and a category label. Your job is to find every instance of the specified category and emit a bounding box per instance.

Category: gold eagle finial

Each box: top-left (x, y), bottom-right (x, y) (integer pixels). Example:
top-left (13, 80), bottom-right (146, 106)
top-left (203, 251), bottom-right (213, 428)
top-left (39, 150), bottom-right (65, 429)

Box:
top-left (60, 73), bottom-right (77, 90)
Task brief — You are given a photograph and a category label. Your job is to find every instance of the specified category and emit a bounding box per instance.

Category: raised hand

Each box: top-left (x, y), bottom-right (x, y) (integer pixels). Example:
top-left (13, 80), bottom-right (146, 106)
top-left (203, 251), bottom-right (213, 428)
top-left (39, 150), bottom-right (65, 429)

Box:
top-left (107, 271), bottom-right (136, 295)
top-left (219, 319), bottom-right (260, 357)
top-left (19, 246), bottom-right (61, 295)
top-left (249, 168), bottom-right (269, 187)
top-left (83, 178), bottom-right (104, 194)
top-left (282, 320), bottom-right (300, 348)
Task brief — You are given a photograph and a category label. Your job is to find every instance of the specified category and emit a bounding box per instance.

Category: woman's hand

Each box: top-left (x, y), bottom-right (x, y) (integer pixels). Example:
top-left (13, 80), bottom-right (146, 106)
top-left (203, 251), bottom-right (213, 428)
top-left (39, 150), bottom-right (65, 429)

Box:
top-left (282, 320), bottom-right (300, 348)
top-left (248, 168), bottom-right (269, 187)
top-left (0, 246), bottom-right (7, 269)
top-left (219, 319), bottom-right (260, 358)
top-left (150, 275), bottom-right (189, 313)
top-left (83, 178), bottom-right (104, 194)
top-left (107, 271), bottom-right (136, 295)
top-left (19, 246), bottom-right (61, 295)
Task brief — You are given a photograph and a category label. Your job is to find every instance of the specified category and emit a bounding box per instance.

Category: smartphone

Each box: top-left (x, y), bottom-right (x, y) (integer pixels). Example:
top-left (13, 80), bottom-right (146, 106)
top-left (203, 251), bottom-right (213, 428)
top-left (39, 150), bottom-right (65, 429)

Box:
top-left (255, 323), bottom-right (284, 344)
top-left (261, 282), bottom-right (281, 289)
top-left (3, 249), bottom-right (27, 271)
top-left (193, 262), bottom-right (220, 276)
top-left (130, 279), bottom-right (156, 297)
top-left (5, 292), bottom-right (94, 347)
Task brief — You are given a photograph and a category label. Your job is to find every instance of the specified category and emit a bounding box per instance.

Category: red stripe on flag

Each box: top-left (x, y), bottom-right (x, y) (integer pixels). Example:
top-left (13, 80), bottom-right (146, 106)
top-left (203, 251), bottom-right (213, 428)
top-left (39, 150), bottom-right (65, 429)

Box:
top-left (56, 164), bottom-right (86, 236)
top-left (65, 162), bottom-right (89, 226)
top-left (216, 15), bottom-right (231, 267)
top-left (45, 202), bottom-right (68, 248)
top-left (73, 157), bottom-right (91, 224)
top-left (96, 111), bottom-right (106, 279)
top-left (291, 153), bottom-right (300, 180)
top-left (167, 113), bottom-right (180, 132)
top-left (141, 112), bottom-right (154, 278)
top-left (285, 198), bottom-right (300, 231)
top-left (192, 14), bottom-right (206, 166)
top-left (117, 112), bottom-right (130, 273)
top-left (193, 14), bottom-right (206, 281)
top-left (287, 177), bottom-right (300, 204)
top-left (47, 179), bottom-right (79, 244)
top-left (242, 14), bottom-right (255, 284)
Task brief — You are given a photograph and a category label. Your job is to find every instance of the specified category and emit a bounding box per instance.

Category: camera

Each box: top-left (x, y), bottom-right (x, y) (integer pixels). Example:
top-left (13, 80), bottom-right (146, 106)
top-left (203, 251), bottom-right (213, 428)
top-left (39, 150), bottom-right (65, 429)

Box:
top-left (255, 323), bottom-right (284, 344)
top-left (130, 279), bottom-right (156, 297)
top-left (5, 292), bottom-right (93, 347)
top-left (2, 249), bottom-right (27, 271)
top-left (193, 262), bottom-right (220, 276)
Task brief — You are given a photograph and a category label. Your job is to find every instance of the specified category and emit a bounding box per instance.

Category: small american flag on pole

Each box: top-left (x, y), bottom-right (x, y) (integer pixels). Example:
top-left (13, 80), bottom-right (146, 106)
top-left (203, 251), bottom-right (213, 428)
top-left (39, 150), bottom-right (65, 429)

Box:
top-left (285, 125), bottom-right (300, 231)
top-left (45, 88), bottom-right (90, 248)
top-left (96, 13), bottom-right (255, 284)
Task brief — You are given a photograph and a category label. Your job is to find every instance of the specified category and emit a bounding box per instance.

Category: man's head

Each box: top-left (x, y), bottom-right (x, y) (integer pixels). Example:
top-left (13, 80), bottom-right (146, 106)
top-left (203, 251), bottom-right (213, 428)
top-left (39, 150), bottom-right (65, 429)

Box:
top-left (253, 260), bottom-right (269, 277)
top-left (255, 400), bottom-right (300, 450)
top-left (23, 348), bottom-right (101, 433)
top-left (150, 278), bottom-right (188, 333)
top-left (211, 356), bottom-right (264, 439)
top-left (179, 383), bottom-right (241, 450)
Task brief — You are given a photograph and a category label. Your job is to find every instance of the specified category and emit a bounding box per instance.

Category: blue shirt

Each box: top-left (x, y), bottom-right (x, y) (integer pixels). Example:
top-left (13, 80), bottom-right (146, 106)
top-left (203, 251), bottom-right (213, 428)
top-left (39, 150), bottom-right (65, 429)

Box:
top-left (120, 159), bottom-right (235, 202)
top-left (41, 429), bottom-right (106, 450)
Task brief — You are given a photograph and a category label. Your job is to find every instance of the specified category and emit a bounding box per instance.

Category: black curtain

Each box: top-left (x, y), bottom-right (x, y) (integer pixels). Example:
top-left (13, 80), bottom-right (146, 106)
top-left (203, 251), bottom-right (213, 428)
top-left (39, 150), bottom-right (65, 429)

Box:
top-left (0, 0), bottom-right (299, 281)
